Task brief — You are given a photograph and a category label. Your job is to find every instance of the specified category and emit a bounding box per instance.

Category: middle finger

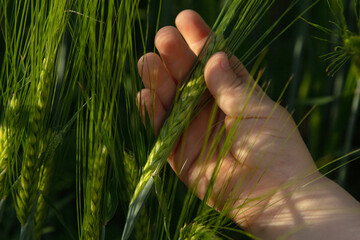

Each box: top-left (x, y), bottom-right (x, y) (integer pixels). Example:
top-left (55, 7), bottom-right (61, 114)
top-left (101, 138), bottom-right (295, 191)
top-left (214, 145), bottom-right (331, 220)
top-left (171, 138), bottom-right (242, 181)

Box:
top-left (155, 26), bottom-right (197, 84)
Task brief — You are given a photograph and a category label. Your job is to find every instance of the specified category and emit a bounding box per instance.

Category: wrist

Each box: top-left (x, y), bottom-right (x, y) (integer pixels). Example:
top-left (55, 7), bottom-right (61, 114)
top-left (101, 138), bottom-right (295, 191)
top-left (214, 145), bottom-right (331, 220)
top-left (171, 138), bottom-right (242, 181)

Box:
top-left (244, 173), bottom-right (360, 239)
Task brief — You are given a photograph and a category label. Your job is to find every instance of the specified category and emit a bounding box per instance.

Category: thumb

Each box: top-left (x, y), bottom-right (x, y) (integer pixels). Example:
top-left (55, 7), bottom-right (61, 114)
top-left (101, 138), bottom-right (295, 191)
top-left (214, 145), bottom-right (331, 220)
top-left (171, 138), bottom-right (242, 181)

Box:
top-left (204, 52), bottom-right (275, 118)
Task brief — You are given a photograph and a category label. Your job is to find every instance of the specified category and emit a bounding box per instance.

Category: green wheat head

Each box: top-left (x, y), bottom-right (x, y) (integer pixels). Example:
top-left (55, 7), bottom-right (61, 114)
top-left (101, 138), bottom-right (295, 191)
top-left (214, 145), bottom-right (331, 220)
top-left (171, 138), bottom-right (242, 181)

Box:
top-left (0, 94), bottom-right (20, 200)
top-left (33, 130), bottom-right (56, 239)
top-left (82, 146), bottom-right (108, 240)
top-left (74, 0), bottom-right (142, 239)
top-left (310, 0), bottom-right (360, 75)
top-left (5, 1), bottom-right (72, 235)
top-left (180, 222), bottom-right (222, 240)
top-left (15, 55), bottom-right (54, 226)
top-left (132, 34), bottom-right (226, 203)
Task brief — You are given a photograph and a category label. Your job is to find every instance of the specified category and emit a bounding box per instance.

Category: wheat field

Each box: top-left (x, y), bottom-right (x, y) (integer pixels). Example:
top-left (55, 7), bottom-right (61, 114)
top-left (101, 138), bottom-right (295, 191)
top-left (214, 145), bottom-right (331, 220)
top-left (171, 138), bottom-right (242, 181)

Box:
top-left (0, 0), bottom-right (359, 239)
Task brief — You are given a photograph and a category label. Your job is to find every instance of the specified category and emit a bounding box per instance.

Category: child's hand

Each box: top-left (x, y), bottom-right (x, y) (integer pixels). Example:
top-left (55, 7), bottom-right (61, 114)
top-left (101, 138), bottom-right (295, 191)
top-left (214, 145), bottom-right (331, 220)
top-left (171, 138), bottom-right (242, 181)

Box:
top-left (137, 10), bottom-right (360, 239)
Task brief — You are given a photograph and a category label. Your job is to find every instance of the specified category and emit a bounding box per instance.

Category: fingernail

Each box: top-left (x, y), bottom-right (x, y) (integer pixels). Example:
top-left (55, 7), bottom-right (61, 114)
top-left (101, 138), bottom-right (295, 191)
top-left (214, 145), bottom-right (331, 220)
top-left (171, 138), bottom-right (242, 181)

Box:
top-left (220, 55), bottom-right (231, 71)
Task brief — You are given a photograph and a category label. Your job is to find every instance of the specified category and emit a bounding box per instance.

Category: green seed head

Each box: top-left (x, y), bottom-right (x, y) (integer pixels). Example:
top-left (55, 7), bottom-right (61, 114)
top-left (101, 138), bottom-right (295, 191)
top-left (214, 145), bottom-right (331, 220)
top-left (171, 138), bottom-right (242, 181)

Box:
top-left (344, 36), bottom-right (360, 55)
top-left (0, 94), bottom-right (21, 200)
top-left (180, 223), bottom-right (221, 240)
top-left (343, 35), bottom-right (360, 70)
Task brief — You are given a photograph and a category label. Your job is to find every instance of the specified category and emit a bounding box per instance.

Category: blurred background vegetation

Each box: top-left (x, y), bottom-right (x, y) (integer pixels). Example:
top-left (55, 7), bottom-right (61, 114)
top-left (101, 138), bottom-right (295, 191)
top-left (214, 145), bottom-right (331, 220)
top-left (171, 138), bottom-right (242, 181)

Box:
top-left (1, 0), bottom-right (359, 239)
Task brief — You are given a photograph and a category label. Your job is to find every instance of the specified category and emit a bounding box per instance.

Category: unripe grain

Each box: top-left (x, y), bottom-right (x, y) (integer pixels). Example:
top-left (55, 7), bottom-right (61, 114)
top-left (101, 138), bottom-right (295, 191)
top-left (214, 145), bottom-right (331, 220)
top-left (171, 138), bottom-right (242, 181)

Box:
top-left (33, 131), bottom-right (55, 240)
top-left (0, 95), bottom-right (20, 200)
top-left (16, 57), bottom-right (54, 225)
top-left (83, 145), bottom-right (108, 240)
top-left (132, 34), bottom-right (226, 203)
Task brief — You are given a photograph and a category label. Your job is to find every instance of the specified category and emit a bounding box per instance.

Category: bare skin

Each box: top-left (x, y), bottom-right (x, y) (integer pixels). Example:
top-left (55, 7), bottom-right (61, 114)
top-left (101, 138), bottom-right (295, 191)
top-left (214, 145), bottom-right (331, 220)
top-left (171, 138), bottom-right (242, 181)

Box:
top-left (137, 10), bottom-right (360, 239)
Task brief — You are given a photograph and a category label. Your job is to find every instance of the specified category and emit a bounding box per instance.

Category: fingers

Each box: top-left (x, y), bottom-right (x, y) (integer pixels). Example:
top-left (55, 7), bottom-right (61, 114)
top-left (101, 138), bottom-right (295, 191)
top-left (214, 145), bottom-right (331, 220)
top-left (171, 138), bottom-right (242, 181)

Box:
top-left (137, 53), bottom-right (176, 111)
top-left (175, 10), bottom-right (212, 54)
top-left (154, 10), bottom-right (212, 83)
top-left (137, 89), bottom-right (167, 134)
top-left (138, 10), bottom-right (213, 133)
top-left (155, 26), bottom-right (197, 83)
top-left (204, 52), bottom-right (275, 118)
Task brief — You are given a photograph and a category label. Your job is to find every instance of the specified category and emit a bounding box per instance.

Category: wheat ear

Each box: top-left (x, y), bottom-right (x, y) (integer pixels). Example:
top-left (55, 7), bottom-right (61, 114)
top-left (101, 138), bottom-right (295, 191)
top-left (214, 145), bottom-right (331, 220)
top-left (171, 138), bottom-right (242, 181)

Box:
top-left (180, 222), bottom-right (222, 240)
top-left (0, 95), bottom-right (20, 200)
top-left (32, 130), bottom-right (57, 239)
top-left (122, 151), bottom-right (151, 237)
top-left (132, 34), bottom-right (226, 203)
top-left (82, 145), bottom-right (108, 240)
top-left (16, 57), bottom-right (53, 225)
top-left (123, 151), bottom-right (138, 196)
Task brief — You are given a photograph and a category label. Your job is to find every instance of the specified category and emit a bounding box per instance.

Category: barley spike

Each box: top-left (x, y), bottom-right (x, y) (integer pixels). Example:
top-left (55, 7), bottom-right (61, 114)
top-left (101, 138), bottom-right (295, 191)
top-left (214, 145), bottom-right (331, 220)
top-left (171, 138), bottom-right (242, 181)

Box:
top-left (16, 57), bottom-right (53, 225)
top-left (180, 223), bottom-right (222, 240)
top-left (0, 95), bottom-right (20, 200)
top-left (33, 131), bottom-right (56, 239)
top-left (131, 34), bottom-right (226, 203)
top-left (83, 145), bottom-right (108, 240)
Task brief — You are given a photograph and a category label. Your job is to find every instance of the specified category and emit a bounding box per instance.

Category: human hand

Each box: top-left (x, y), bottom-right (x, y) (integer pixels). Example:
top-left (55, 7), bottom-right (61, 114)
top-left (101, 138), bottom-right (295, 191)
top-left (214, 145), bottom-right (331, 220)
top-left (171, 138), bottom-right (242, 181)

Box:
top-left (137, 10), bottom-right (360, 239)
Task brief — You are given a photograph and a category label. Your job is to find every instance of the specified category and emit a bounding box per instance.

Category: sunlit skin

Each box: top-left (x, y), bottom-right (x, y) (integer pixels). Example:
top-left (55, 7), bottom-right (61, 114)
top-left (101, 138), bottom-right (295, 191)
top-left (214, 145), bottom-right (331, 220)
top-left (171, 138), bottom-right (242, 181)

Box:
top-left (137, 10), bottom-right (360, 239)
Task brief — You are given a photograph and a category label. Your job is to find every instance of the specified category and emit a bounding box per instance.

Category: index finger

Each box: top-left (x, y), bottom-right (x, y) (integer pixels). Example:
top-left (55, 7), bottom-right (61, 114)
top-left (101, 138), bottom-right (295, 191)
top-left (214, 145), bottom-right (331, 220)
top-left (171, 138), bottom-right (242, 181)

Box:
top-left (176, 10), bottom-right (250, 79)
top-left (175, 10), bottom-right (212, 55)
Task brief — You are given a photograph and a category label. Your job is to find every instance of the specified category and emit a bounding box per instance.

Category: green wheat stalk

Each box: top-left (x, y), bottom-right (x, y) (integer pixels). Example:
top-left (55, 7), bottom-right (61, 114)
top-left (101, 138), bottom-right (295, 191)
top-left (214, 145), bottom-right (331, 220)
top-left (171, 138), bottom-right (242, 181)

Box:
top-left (10, 1), bottom-right (71, 235)
top-left (74, 0), bottom-right (142, 239)
top-left (75, 0), bottom-right (113, 235)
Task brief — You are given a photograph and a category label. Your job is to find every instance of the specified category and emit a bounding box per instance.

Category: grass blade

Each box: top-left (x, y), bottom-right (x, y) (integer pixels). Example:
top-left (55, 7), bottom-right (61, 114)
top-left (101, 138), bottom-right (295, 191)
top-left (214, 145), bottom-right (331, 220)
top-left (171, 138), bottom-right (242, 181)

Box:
top-left (121, 177), bottom-right (154, 240)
